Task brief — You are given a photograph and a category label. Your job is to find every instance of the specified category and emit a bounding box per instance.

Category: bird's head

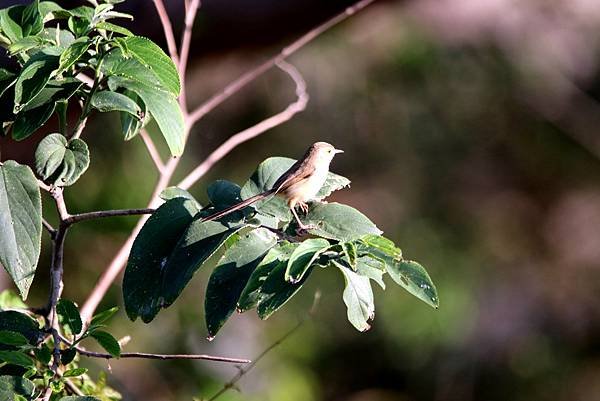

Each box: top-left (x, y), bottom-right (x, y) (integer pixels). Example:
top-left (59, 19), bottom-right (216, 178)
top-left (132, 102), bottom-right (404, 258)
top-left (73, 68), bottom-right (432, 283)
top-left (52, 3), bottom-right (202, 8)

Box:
top-left (310, 141), bottom-right (344, 165)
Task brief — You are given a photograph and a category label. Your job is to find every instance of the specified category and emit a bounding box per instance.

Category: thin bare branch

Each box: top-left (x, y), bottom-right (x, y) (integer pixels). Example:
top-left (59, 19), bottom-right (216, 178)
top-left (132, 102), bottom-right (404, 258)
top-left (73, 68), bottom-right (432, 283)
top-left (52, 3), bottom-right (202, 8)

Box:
top-left (42, 218), bottom-right (57, 239)
top-left (186, 0), bottom-right (376, 127)
top-left (64, 208), bottom-right (155, 226)
top-left (178, 60), bottom-right (308, 190)
top-left (178, 0), bottom-right (201, 112)
top-left (77, 348), bottom-right (251, 364)
top-left (141, 130), bottom-right (165, 173)
top-left (207, 292), bottom-right (320, 401)
top-left (153, 0), bottom-right (180, 65)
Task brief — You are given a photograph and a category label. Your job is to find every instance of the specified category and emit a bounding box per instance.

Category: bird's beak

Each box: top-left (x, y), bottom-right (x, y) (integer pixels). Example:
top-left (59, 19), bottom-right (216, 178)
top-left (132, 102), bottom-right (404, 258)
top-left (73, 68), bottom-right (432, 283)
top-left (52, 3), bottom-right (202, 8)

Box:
top-left (334, 148), bottom-right (344, 154)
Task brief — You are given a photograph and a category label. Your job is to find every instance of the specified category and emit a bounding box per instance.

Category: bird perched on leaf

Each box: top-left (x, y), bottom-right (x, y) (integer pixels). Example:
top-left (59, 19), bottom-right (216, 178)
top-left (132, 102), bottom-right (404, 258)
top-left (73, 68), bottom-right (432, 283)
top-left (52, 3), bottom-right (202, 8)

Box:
top-left (202, 142), bottom-right (344, 229)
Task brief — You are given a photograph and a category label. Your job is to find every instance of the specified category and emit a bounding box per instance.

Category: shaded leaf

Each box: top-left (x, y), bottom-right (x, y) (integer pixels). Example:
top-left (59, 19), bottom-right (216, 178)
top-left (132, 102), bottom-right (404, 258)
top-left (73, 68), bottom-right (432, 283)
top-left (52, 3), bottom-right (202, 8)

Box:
top-left (62, 367), bottom-right (87, 378)
top-left (91, 90), bottom-right (141, 117)
top-left (237, 243), bottom-right (294, 312)
top-left (336, 262), bottom-right (374, 332)
top-left (387, 259), bottom-right (439, 308)
top-left (0, 161), bottom-right (42, 299)
top-left (33, 344), bottom-right (51, 365)
top-left (118, 90), bottom-right (148, 141)
top-left (356, 256), bottom-right (385, 290)
top-left (285, 238), bottom-right (330, 283)
top-left (305, 203), bottom-right (382, 242)
top-left (159, 187), bottom-right (199, 204)
top-left (95, 21), bottom-right (132, 36)
top-left (12, 102), bottom-right (54, 141)
top-left (160, 220), bottom-right (245, 308)
top-left (0, 331), bottom-right (28, 347)
top-left (123, 198), bottom-right (200, 322)
top-left (0, 351), bottom-right (34, 368)
top-left (205, 228), bottom-right (277, 338)
top-left (34, 134), bottom-right (90, 186)
top-left (0, 375), bottom-right (35, 400)
top-left (55, 37), bottom-right (90, 75)
top-left (13, 51), bottom-right (59, 113)
top-left (56, 299), bottom-right (82, 335)
top-left (0, 311), bottom-right (42, 346)
top-left (89, 307), bottom-right (118, 331)
top-left (90, 331), bottom-right (120, 357)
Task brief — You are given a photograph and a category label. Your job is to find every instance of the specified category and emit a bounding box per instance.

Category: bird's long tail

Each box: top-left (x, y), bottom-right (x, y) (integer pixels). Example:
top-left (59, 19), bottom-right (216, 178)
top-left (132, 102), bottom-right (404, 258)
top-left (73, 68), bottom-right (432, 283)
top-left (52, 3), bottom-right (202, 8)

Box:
top-left (201, 189), bottom-right (276, 222)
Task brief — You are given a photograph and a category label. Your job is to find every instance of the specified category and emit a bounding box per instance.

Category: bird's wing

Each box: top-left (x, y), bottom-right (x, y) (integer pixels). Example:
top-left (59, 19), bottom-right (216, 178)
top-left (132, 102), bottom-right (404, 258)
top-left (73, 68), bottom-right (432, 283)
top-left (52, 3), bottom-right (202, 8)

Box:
top-left (272, 158), bottom-right (315, 193)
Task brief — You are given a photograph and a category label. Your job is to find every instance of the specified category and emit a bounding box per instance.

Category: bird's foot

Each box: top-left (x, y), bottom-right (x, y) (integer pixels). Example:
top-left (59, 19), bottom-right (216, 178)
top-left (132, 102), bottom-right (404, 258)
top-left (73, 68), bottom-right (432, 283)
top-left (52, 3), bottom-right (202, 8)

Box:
top-left (298, 201), bottom-right (309, 214)
top-left (295, 223), bottom-right (317, 235)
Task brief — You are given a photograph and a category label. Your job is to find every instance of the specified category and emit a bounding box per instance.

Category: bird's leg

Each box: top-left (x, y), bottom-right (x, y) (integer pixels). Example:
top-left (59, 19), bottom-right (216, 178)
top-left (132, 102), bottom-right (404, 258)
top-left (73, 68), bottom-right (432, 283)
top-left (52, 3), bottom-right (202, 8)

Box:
top-left (291, 206), bottom-right (315, 232)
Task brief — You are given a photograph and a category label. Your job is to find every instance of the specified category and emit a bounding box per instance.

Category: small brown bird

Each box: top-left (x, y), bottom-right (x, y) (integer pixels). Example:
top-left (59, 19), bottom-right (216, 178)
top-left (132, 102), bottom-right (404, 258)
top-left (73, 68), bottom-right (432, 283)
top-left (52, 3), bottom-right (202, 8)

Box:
top-left (203, 142), bottom-right (344, 229)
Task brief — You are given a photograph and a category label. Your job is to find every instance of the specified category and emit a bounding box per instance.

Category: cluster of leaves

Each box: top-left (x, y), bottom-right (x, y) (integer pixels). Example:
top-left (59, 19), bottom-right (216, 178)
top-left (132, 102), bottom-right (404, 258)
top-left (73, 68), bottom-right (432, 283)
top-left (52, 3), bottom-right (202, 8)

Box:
top-left (0, 0), bottom-right (184, 299)
top-left (124, 157), bottom-right (439, 336)
top-left (0, 290), bottom-right (122, 401)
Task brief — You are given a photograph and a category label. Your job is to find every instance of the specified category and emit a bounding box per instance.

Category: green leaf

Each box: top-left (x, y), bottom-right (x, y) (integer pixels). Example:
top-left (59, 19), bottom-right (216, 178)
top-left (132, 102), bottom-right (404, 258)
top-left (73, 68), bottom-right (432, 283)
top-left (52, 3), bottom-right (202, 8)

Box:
top-left (95, 21), bottom-right (132, 36)
top-left (205, 228), bottom-right (278, 338)
top-left (20, 0), bottom-right (43, 37)
top-left (0, 331), bottom-right (28, 347)
top-left (304, 203), bottom-right (382, 242)
top-left (12, 102), bottom-right (55, 141)
top-left (0, 311), bottom-right (42, 346)
top-left (39, 2), bottom-right (71, 22)
top-left (39, 27), bottom-right (75, 50)
top-left (55, 37), bottom-right (90, 75)
top-left (359, 234), bottom-right (402, 260)
top-left (160, 220), bottom-right (246, 308)
top-left (91, 90), bottom-right (142, 117)
top-left (8, 36), bottom-right (46, 56)
top-left (356, 256), bottom-right (385, 290)
top-left (12, 78), bottom-right (82, 141)
top-left (123, 198), bottom-right (200, 322)
top-left (118, 90), bottom-right (148, 141)
top-left (0, 290), bottom-right (27, 310)
top-left (89, 307), bottom-right (118, 331)
top-left (342, 242), bottom-right (358, 269)
top-left (56, 299), bottom-right (82, 336)
top-left (285, 238), bottom-right (330, 283)
top-left (108, 75), bottom-right (184, 156)
top-left (0, 161), bottom-right (42, 299)
top-left (159, 187), bottom-right (198, 204)
top-left (90, 331), bottom-right (120, 358)
top-left (336, 262), bottom-right (374, 332)
top-left (34, 344), bottom-right (51, 365)
top-left (387, 259), bottom-right (438, 308)
top-left (14, 51), bottom-right (60, 113)
top-left (0, 350), bottom-right (34, 367)
top-left (60, 348), bottom-right (76, 365)
top-left (0, 2), bottom-right (42, 44)
top-left (118, 36), bottom-right (180, 96)
top-left (62, 367), bottom-right (87, 378)
top-left (0, 376), bottom-right (35, 400)
top-left (35, 134), bottom-right (90, 187)
top-left (203, 180), bottom-right (251, 223)
top-left (240, 157), bottom-right (350, 222)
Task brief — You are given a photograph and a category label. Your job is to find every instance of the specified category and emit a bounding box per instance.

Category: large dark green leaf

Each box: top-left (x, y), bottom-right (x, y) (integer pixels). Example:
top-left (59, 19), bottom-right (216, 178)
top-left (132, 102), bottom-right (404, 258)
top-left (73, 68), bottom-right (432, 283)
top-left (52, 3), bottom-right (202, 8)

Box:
top-left (205, 228), bottom-right (277, 338)
top-left (0, 375), bottom-right (35, 401)
top-left (240, 157), bottom-right (350, 222)
top-left (34, 134), bottom-right (90, 187)
top-left (160, 220), bottom-right (245, 307)
top-left (13, 51), bottom-right (60, 113)
top-left (0, 311), bottom-right (42, 346)
top-left (119, 36), bottom-right (180, 96)
top-left (387, 259), bottom-right (438, 309)
top-left (0, 1), bottom-right (42, 44)
top-left (0, 331), bottom-right (28, 347)
top-left (13, 78), bottom-right (82, 141)
top-left (0, 161), bottom-right (42, 299)
top-left (0, 350), bottom-right (34, 367)
top-left (56, 299), bottom-right (82, 336)
top-left (336, 262), bottom-right (374, 332)
top-left (237, 242), bottom-right (311, 319)
top-left (304, 203), bottom-right (382, 241)
top-left (285, 238), bottom-right (330, 283)
top-left (203, 180), bottom-right (252, 223)
top-left (123, 198), bottom-right (200, 322)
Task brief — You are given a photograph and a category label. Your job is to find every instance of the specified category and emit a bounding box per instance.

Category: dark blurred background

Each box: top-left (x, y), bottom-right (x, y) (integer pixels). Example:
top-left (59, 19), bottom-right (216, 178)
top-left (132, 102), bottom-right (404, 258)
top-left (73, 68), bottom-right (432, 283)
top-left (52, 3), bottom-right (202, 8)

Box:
top-left (3, 0), bottom-right (600, 400)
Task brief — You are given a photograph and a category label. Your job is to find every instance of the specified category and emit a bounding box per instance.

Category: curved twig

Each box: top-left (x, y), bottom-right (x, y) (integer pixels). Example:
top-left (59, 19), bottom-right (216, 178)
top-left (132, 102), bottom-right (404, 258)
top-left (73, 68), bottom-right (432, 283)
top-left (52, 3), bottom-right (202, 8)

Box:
top-left (64, 208), bottom-right (155, 226)
top-left (177, 60), bottom-right (308, 190)
top-left (77, 348), bottom-right (250, 364)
